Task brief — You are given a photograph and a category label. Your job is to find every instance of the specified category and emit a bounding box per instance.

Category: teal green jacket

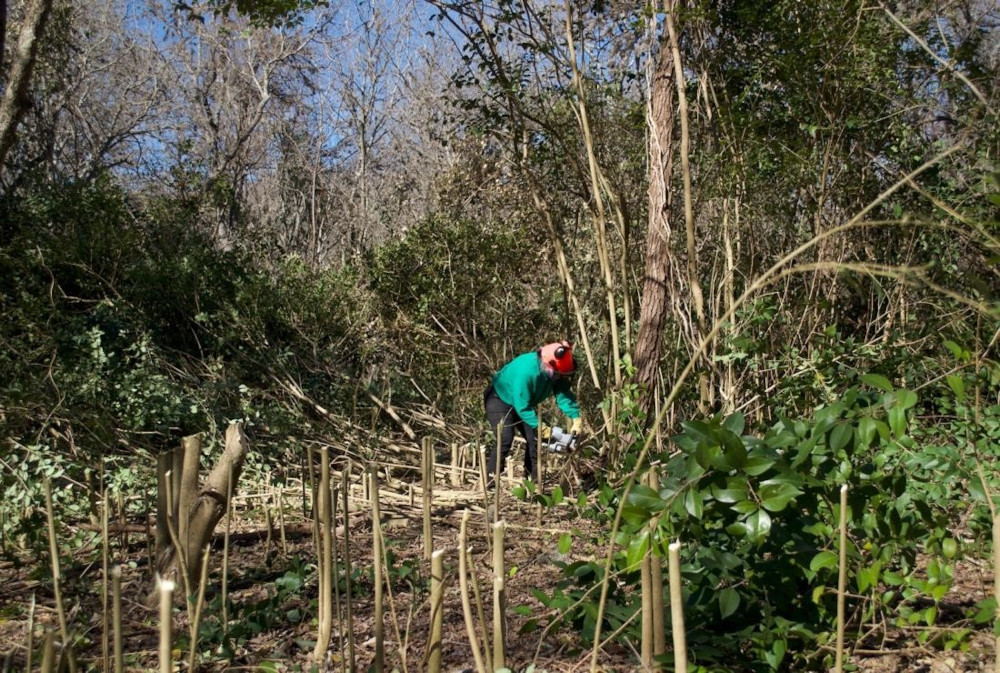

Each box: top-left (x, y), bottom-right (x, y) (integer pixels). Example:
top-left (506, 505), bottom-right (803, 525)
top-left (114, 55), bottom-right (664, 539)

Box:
top-left (491, 351), bottom-right (580, 428)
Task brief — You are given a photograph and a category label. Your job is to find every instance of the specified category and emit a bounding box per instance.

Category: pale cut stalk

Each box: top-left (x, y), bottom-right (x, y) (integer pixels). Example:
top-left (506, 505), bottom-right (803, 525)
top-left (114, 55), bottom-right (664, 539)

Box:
top-left (458, 512), bottom-right (487, 673)
top-left (264, 495), bottom-right (274, 559)
top-left (186, 545), bottom-right (211, 673)
top-left (306, 446), bottom-right (319, 560)
top-left (222, 464), bottom-right (234, 637)
top-left (536, 417), bottom-right (544, 527)
top-left (647, 470), bottom-right (666, 661)
top-left (102, 491), bottom-right (110, 673)
top-left (342, 466), bottom-right (357, 673)
top-left (493, 432), bottom-right (502, 526)
top-left (313, 448), bottom-right (333, 662)
top-left (451, 443), bottom-right (460, 486)
top-left (651, 542), bottom-right (666, 660)
top-left (163, 471), bottom-right (193, 604)
top-left (428, 549), bottom-right (445, 673)
top-left (976, 461), bottom-right (1000, 673)
top-left (39, 631), bottom-right (55, 673)
top-left (835, 484), bottom-right (848, 673)
top-left (993, 517), bottom-right (1000, 673)
top-left (156, 451), bottom-right (170, 560)
top-left (331, 482), bottom-right (343, 673)
top-left (479, 446), bottom-right (489, 501)
top-left (640, 552), bottom-right (653, 668)
top-left (112, 567), bottom-right (123, 673)
top-left (43, 479), bottom-right (70, 649)
top-left (24, 594), bottom-right (35, 673)
top-left (118, 492), bottom-right (127, 548)
top-left (277, 483), bottom-right (288, 556)
top-left (158, 578), bottom-right (175, 673)
top-left (668, 542), bottom-right (687, 673)
top-left (178, 435), bottom-right (202, 582)
top-left (372, 465), bottom-right (384, 673)
top-left (423, 437), bottom-right (434, 560)
top-left (468, 539), bottom-right (493, 673)
top-left (491, 521), bottom-right (507, 669)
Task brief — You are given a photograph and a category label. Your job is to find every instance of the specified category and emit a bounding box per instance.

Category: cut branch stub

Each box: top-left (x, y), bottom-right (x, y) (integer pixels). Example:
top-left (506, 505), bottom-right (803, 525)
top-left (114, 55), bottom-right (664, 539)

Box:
top-left (156, 424), bottom-right (250, 592)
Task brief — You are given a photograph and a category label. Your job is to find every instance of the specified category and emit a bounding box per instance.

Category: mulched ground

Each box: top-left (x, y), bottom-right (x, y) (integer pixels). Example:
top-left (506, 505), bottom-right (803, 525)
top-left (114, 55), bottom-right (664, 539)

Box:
top-left (0, 463), bottom-right (996, 672)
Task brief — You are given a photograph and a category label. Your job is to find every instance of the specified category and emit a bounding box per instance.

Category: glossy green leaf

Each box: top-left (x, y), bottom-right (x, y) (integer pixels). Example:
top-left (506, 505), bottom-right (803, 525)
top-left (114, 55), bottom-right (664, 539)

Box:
top-left (695, 443), bottom-right (722, 470)
top-left (889, 406), bottom-right (906, 437)
top-left (764, 638), bottom-right (786, 669)
top-left (943, 339), bottom-right (969, 362)
top-left (718, 587), bottom-right (740, 618)
top-left (861, 373), bottom-right (893, 391)
top-left (743, 455), bottom-right (776, 476)
top-left (745, 508), bottom-right (772, 540)
top-left (857, 563), bottom-right (880, 593)
top-left (711, 479), bottom-right (747, 503)
top-left (720, 430), bottom-right (748, 469)
top-left (722, 413), bottom-right (746, 435)
top-left (625, 530), bottom-right (650, 571)
top-left (558, 533), bottom-right (572, 555)
top-left (857, 416), bottom-right (877, 448)
top-left (809, 550), bottom-right (837, 572)
top-left (829, 423), bottom-right (853, 452)
top-left (626, 484), bottom-right (664, 514)
top-left (681, 419), bottom-right (717, 445)
top-left (946, 375), bottom-right (965, 401)
top-left (969, 477), bottom-right (987, 502)
top-left (725, 521), bottom-right (750, 537)
top-left (621, 505), bottom-right (653, 528)
top-left (731, 500), bottom-right (757, 515)
top-left (760, 482), bottom-right (803, 512)
top-left (685, 488), bottom-right (704, 520)
top-left (896, 389), bottom-right (917, 410)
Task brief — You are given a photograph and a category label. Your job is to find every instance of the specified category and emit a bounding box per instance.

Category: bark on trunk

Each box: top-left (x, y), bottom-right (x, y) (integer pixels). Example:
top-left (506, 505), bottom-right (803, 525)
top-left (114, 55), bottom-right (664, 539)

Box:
top-left (0, 0), bottom-right (53, 172)
top-left (634, 7), bottom-right (678, 419)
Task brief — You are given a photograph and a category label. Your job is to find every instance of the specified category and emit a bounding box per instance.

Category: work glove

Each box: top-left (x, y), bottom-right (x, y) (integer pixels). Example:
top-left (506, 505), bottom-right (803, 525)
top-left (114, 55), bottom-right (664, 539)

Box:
top-left (538, 424), bottom-right (552, 440)
top-left (570, 417), bottom-right (583, 436)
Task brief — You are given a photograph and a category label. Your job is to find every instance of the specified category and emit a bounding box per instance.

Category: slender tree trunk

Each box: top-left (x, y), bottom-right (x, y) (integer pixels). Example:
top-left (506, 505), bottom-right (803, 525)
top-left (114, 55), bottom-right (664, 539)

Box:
top-left (634, 1), bottom-right (678, 419)
top-left (564, 0), bottom-right (623, 390)
top-left (0, 0), bottom-right (53, 173)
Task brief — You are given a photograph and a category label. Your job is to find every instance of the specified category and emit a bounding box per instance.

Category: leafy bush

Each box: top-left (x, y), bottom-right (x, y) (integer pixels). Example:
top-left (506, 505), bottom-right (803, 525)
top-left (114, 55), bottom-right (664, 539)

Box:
top-left (544, 380), bottom-right (960, 671)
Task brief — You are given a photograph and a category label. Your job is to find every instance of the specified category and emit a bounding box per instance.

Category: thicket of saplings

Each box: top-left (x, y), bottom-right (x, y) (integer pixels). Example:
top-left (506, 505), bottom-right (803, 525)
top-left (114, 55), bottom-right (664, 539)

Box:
top-left (1, 178), bottom-right (998, 671)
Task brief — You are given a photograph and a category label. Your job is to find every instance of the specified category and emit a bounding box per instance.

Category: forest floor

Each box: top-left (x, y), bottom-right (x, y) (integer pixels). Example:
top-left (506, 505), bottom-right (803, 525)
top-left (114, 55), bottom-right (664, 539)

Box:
top-left (0, 455), bottom-right (997, 672)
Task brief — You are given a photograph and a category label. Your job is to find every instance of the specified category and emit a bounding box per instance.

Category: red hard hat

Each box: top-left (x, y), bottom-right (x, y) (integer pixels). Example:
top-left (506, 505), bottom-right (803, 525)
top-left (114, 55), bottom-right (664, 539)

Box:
top-left (540, 340), bottom-right (575, 375)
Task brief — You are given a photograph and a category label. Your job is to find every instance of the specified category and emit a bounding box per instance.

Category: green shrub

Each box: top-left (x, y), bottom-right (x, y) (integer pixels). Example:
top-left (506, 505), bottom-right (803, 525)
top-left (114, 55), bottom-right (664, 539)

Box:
top-left (544, 381), bottom-right (960, 671)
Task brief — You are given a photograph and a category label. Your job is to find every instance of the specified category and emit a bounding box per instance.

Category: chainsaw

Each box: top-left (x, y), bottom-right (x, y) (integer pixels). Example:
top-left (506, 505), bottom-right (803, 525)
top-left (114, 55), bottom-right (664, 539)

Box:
top-left (543, 426), bottom-right (578, 453)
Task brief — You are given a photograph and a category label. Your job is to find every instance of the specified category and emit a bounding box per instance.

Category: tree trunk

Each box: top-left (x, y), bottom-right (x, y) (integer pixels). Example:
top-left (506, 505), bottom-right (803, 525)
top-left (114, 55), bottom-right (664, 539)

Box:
top-left (155, 424), bottom-right (249, 594)
top-left (0, 0), bottom-right (53, 173)
top-left (634, 2), bottom-right (678, 420)
top-left (0, 0), bottom-right (8, 74)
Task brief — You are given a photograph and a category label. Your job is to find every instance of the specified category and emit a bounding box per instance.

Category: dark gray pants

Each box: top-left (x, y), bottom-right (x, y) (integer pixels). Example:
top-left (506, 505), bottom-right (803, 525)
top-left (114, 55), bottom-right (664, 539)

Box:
top-left (484, 386), bottom-right (539, 478)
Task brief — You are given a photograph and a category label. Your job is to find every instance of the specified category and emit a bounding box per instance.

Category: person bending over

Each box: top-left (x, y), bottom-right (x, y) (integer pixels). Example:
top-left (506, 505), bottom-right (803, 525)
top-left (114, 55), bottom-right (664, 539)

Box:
top-left (483, 340), bottom-right (583, 485)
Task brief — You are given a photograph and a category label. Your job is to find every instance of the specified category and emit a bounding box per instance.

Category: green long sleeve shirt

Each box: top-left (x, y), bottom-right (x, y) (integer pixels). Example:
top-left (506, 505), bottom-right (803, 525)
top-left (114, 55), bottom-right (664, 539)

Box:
top-left (491, 351), bottom-right (580, 428)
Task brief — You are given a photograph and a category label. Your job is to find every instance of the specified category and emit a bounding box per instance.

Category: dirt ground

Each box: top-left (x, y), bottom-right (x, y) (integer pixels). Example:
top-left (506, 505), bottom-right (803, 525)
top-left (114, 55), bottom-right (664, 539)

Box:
top-left (0, 464), bottom-right (996, 672)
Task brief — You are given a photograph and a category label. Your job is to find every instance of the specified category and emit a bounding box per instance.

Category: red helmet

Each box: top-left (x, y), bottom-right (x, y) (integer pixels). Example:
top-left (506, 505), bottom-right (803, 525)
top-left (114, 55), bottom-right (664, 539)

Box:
top-left (540, 340), bottom-right (576, 375)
